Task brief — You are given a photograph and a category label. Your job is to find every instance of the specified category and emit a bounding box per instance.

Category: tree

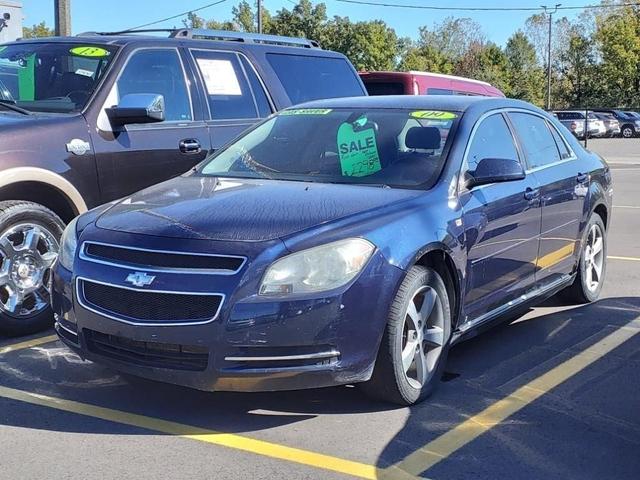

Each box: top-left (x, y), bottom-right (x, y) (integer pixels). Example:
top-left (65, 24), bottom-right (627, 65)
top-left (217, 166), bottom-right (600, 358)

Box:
top-left (268, 0), bottom-right (327, 40)
top-left (231, 0), bottom-right (272, 33)
top-left (455, 42), bottom-right (510, 93)
top-left (594, 5), bottom-right (640, 107)
top-left (22, 21), bottom-right (54, 38)
top-left (417, 17), bottom-right (485, 62)
top-left (559, 27), bottom-right (598, 107)
top-left (182, 11), bottom-right (235, 30)
top-left (505, 31), bottom-right (545, 105)
top-left (324, 18), bottom-right (398, 71)
top-left (398, 44), bottom-right (454, 74)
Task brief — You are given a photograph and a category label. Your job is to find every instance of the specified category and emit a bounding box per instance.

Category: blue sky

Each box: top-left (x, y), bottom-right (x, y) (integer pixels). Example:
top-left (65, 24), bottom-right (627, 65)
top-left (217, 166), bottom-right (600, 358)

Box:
top-left (22, 0), bottom-right (585, 46)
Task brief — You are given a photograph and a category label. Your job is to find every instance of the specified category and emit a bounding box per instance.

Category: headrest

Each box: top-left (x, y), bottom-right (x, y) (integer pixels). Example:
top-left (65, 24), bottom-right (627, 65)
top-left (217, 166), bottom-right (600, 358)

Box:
top-left (405, 126), bottom-right (441, 150)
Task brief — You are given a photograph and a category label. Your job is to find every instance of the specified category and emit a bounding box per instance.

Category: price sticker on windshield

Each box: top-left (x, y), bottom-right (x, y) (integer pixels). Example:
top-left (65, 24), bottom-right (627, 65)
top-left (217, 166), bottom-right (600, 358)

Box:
top-left (337, 120), bottom-right (382, 177)
top-left (410, 110), bottom-right (457, 120)
top-left (281, 108), bottom-right (333, 116)
top-left (70, 46), bottom-right (110, 58)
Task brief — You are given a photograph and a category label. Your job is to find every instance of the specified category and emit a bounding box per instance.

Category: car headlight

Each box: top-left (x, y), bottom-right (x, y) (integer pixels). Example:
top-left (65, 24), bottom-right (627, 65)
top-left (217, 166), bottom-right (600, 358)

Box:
top-left (259, 238), bottom-right (375, 295)
top-left (58, 216), bottom-right (79, 271)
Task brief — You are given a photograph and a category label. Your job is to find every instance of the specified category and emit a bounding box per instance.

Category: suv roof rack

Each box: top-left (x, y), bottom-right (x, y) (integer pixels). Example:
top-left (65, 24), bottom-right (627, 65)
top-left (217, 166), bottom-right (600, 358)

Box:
top-left (170, 29), bottom-right (320, 48)
top-left (76, 28), bottom-right (321, 49)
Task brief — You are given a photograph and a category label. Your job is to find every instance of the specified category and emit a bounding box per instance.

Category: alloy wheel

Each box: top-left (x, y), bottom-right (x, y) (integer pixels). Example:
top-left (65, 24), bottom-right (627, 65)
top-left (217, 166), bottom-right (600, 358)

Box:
top-left (583, 223), bottom-right (604, 293)
top-left (400, 285), bottom-right (445, 389)
top-left (0, 223), bottom-right (59, 317)
top-left (622, 127), bottom-right (633, 138)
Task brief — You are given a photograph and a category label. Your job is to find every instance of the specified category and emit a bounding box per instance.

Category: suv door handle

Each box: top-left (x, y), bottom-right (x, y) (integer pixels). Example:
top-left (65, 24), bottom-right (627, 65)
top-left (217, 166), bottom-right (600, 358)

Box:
top-left (179, 139), bottom-right (202, 154)
top-left (576, 172), bottom-right (589, 184)
top-left (524, 187), bottom-right (540, 201)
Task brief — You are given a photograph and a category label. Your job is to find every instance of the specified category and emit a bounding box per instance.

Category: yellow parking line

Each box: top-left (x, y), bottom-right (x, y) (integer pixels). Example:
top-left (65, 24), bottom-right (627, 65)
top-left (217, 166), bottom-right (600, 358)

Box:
top-left (0, 385), bottom-right (381, 479)
top-left (390, 321), bottom-right (640, 478)
top-left (608, 255), bottom-right (640, 262)
top-left (0, 334), bottom-right (58, 355)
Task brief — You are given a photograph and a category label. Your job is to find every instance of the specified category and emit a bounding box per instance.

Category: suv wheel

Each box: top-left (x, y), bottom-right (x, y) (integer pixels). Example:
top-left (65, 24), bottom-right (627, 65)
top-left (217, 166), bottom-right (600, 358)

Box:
top-left (561, 213), bottom-right (607, 304)
top-left (621, 125), bottom-right (634, 138)
top-left (0, 201), bottom-right (64, 336)
top-left (360, 266), bottom-right (452, 405)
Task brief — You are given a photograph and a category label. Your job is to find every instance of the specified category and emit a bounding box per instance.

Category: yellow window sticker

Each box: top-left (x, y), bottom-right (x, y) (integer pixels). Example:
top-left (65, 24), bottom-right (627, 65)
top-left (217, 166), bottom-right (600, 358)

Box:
top-left (410, 110), bottom-right (457, 120)
top-left (70, 46), bottom-right (110, 58)
top-left (280, 108), bottom-right (332, 116)
top-left (337, 118), bottom-right (382, 177)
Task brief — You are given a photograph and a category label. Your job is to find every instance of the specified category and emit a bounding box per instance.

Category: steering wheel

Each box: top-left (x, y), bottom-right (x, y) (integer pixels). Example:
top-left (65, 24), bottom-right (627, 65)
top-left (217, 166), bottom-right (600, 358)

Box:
top-left (0, 79), bottom-right (15, 102)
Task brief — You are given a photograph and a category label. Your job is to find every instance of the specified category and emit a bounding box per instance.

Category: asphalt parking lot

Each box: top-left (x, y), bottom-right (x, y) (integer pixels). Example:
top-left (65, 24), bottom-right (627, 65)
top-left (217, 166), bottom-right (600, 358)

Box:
top-left (1, 138), bottom-right (638, 480)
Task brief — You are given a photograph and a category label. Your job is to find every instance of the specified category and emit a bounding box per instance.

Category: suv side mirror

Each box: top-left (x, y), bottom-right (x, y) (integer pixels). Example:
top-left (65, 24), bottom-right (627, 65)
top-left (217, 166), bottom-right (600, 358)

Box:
top-left (105, 93), bottom-right (165, 128)
top-left (466, 158), bottom-right (525, 189)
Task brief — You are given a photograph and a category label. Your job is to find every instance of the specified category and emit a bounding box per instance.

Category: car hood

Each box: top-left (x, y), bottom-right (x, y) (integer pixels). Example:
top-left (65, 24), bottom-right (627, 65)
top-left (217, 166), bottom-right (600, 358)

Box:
top-left (95, 175), bottom-right (421, 242)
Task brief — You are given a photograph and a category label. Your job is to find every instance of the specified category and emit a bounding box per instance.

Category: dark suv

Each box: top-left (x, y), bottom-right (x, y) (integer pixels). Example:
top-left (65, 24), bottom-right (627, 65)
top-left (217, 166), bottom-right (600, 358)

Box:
top-left (0, 28), bottom-right (367, 335)
top-left (592, 108), bottom-right (640, 138)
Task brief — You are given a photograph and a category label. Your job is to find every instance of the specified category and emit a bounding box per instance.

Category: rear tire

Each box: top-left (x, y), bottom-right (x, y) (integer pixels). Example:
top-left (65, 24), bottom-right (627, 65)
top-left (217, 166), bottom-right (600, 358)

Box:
top-left (560, 213), bottom-right (606, 304)
top-left (0, 201), bottom-right (65, 337)
top-left (360, 266), bottom-right (452, 406)
top-left (621, 125), bottom-right (635, 138)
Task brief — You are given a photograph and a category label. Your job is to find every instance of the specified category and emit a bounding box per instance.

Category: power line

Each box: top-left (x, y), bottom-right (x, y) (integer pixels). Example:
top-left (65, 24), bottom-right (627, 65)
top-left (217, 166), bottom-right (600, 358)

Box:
top-left (334, 0), bottom-right (640, 12)
top-left (124, 0), bottom-right (229, 31)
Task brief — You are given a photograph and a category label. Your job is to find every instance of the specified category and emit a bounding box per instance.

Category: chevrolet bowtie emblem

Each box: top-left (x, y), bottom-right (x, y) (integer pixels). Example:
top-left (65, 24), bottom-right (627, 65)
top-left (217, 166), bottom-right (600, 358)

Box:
top-left (125, 271), bottom-right (156, 287)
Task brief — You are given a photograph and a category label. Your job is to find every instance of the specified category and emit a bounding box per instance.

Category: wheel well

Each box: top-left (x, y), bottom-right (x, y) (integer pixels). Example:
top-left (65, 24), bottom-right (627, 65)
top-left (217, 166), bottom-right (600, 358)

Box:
top-left (415, 249), bottom-right (461, 326)
top-left (594, 203), bottom-right (608, 229)
top-left (0, 182), bottom-right (77, 223)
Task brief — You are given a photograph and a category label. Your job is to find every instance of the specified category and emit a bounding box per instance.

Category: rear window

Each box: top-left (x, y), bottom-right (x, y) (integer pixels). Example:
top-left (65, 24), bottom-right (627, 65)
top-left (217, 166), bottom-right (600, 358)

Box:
top-left (363, 81), bottom-right (405, 96)
top-left (267, 53), bottom-right (364, 104)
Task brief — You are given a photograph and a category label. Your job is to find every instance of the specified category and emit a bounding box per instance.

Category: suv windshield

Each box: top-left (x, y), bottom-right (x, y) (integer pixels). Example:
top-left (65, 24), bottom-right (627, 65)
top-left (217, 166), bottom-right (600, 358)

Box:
top-left (200, 108), bottom-right (458, 188)
top-left (0, 42), bottom-right (117, 113)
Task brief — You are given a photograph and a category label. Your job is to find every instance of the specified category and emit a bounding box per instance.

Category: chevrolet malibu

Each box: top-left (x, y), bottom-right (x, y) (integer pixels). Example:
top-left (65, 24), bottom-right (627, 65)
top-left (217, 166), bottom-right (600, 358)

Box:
top-left (52, 96), bottom-right (612, 405)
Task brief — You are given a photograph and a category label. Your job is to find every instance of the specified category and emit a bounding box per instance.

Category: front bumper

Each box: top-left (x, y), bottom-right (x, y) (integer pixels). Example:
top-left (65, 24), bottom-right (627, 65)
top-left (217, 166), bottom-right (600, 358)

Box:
top-left (51, 249), bottom-right (403, 393)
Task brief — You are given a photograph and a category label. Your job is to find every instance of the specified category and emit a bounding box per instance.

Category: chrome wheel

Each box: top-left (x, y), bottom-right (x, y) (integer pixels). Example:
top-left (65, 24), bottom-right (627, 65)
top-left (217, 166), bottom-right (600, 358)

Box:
top-left (0, 223), bottom-right (59, 317)
top-left (401, 285), bottom-right (445, 389)
top-left (622, 127), bottom-right (633, 138)
top-left (583, 223), bottom-right (604, 293)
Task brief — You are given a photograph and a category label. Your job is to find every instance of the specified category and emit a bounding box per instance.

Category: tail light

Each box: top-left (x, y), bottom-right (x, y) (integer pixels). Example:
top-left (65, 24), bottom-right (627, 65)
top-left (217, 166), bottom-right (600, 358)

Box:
top-left (413, 80), bottom-right (419, 96)
top-left (570, 121), bottom-right (577, 130)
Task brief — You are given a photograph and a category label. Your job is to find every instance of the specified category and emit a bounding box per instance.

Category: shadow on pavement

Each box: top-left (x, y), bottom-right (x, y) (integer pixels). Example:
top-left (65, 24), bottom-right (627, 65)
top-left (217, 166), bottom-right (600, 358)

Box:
top-left (0, 297), bottom-right (638, 479)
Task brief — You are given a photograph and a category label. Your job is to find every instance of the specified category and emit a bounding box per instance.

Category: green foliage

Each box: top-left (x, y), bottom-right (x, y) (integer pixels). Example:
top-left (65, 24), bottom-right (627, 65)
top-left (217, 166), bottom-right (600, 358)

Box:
top-left (22, 21), bottom-right (54, 39)
top-left (176, 0), bottom-right (640, 108)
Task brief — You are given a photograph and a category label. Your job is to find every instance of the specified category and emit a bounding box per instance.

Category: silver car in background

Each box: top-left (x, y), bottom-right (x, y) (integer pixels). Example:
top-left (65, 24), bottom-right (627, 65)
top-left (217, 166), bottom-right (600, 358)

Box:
top-left (554, 110), bottom-right (607, 139)
top-left (593, 112), bottom-right (621, 137)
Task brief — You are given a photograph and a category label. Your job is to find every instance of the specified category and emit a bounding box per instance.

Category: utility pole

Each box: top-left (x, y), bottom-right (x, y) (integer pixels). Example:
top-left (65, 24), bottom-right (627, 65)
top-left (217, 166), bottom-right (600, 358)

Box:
top-left (54, 0), bottom-right (72, 36)
top-left (257, 0), bottom-right (263, 33)
top-left (541, 4), bottom-right (561, 110)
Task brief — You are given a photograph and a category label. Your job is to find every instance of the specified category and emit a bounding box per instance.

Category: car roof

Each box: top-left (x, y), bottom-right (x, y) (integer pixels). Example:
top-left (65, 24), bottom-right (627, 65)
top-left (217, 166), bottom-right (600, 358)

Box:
top-left (5, 32), bottom-right (345, 58)
top-left (295, 95), bottom-right (537, 113)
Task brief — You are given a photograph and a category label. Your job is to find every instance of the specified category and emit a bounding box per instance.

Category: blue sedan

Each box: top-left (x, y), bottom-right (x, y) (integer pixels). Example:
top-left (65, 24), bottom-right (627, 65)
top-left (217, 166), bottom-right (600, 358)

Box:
top-left (51, 96), bottom-right (612, 405)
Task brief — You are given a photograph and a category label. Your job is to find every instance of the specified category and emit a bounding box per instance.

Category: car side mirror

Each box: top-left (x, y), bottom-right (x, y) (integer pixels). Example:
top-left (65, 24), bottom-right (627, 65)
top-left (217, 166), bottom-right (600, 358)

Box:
top-left (105, 93), bottom-right (165, 128)
top-left (466, 158), bottom-right (525, 189)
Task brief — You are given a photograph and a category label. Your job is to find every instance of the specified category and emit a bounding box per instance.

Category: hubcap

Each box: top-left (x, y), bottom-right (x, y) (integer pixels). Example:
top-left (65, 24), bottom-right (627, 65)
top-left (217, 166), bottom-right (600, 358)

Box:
top-left (400, 285), bottom-right (445, 389)
top-left (623, 128), bottom-right (632, 138)
top-left (583, 223), bottom-right (604, 293)
top-left (0, 223), bottom-right (58, 317)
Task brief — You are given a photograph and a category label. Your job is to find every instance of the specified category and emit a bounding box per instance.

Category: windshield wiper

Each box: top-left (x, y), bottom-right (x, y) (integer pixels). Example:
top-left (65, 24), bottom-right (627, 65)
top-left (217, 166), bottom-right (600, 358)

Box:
top-left (0, 100), bottom-right (32, 115)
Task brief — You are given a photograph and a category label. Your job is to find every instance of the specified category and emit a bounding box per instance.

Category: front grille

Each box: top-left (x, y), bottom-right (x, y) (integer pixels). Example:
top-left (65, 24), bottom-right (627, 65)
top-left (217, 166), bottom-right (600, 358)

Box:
top-left (85, 329), bottom-right (209, 371)
top-left (80, 280), bottom-right (223, 323)
top-left (83, 242), bottom-right (245, 273)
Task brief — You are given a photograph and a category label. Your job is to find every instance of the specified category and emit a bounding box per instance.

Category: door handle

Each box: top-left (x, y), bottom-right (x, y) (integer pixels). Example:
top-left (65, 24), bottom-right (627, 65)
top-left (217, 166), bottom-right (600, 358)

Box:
top-left (524, 187), bottom-right (540, 201)
top-left (179, 139), bottom-right (202, 154)
top-left (576, 172), bottom-right (589, 184)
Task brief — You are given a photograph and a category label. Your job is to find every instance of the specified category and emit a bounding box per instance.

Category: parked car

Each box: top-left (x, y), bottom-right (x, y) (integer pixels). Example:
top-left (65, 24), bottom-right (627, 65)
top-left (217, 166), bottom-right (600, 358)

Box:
top-left (592, 112), bottom-right (621, 137)
top-left (0, 29), bottom-right (367, 336)
top-left (360, 71), bottom-right (505, 97)
top-left (551, 111), bottom-right (585, 139)
top-left (52, 95), bottom-right (612, 405)
top-left (592, 109), bottom-right (640, 138)
top-left (554, 110), bottom-right (606, 139)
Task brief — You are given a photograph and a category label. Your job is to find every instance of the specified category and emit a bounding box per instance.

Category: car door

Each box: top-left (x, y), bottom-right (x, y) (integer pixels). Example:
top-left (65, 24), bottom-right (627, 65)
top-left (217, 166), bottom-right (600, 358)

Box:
top-left (189, 49), bottom-right (273, 151)
top-left (459, 112), bottom-right (542, 322)
top-left (508, 112), bottom-right (586, 289)
top-left (90, 47), bottom-right (211, 202)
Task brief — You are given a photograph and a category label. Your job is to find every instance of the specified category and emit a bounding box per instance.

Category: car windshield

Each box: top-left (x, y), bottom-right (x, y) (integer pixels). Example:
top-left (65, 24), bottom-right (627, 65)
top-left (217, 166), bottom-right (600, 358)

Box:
top-left (199, 108), bottom-right (458, 189)
top-left (0, 42), bottom-right (117, 113)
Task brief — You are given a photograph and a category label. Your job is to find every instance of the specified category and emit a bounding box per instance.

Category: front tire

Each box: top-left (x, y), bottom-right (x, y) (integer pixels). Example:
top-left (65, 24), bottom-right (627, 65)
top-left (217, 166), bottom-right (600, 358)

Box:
top-left (561, 213), bottom-right (607, 304)
top-left (621, 125), bottom-right (635, 138)
top-left (0, 201), bottom-right (65, 336)
top-left (360, 266), bottom-right (452, 406)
